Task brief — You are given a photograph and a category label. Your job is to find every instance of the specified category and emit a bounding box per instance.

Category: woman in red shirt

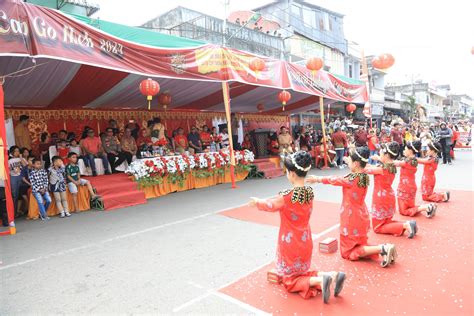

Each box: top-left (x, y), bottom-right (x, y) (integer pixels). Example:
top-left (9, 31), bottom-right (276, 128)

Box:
top-left (250, 151), bottom-right (346, 304)
top-left (417, 141), bottom-right (449, 203)
top-left (241, 134), bottom-right (254, 153)
top-left (395, 141), bottom-right (436, 217)
top-left (174, 128), bottom-right (188, 154)
top-left (307, 147), bottom-right (397, 267)
top-left (367, 142), bottom-right (417, 238)
top-left (199, 125), bottom-right (212, 150)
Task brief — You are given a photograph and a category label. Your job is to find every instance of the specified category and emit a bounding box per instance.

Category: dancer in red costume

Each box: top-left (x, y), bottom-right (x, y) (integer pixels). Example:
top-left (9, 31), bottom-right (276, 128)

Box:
top-left (418, 141), bottom-right (450, 203)
top-left (250, 151), bottom-right (346, 304)
top-left (395, 140), bottom-right (437, 218)
top-left (307, 146), bottom-right (396, 267)
top-left (368, 142), bottom-right (417, 238)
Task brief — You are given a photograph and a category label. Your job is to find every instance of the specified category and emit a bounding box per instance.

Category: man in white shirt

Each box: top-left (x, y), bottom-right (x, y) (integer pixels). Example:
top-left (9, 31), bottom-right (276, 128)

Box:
top-left (219, 127), bottom-right (230, 148)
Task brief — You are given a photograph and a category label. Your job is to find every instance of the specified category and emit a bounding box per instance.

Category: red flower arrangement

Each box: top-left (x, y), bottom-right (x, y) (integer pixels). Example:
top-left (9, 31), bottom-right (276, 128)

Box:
top-left (153, 138), bottom-right (168, 147)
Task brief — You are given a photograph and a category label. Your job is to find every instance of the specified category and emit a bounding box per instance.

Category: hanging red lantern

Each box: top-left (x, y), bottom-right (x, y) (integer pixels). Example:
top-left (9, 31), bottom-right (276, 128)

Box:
top-left (158, 92), bottom-right (172, 111)
top-left (346, 103), bottom-right (357, 113)
top-left (278, 90), bottom-right (291, 111)
top-left (306, 57), bottom-right (324, 75)
top-left (372, 54), bottom-right (395, 69)
top-left (256, 103), bottom-right (265, 113)
top-left (139, 78), bottom-right (160, 110)
top-left (249, 57), bottom-right (265, 76)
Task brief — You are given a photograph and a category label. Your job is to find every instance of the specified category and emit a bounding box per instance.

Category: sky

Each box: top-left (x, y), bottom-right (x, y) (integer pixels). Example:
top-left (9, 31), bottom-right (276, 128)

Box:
top-left (94, 0), bottom-right (473, 95)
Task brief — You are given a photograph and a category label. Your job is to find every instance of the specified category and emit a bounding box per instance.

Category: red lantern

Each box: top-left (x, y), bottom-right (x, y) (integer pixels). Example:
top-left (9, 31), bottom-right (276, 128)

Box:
top-left (158, 92), bottom-right (172, 111)
top-left (249, 57), bottom-right (265, 76)
top-left (306, 57), bottom-right (324, 75)
top-left (372, 54), bottom-right (395, 69)
top-left (256, 103), bottom-right (265, 113)
top-left (346, 103), bottom-right (356, 113)
top-left (139, 78), bottom-right (160, 110)
top-left (278, 90), bottom-right (291, 111)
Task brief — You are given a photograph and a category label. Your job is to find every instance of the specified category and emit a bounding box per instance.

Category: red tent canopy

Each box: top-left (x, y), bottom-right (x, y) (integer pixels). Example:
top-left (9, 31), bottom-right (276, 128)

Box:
top-left (0, 1), bottom-right (368, 114)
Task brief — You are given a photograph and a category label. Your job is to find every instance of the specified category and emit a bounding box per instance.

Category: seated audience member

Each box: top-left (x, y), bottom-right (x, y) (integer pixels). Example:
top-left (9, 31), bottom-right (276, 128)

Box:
top-left (39, 132), bottom-right (52, 170)
top-left (174, 128), bottom-right (188, 154)
top-left (120, 128), bottom-right (137, 164)
top-left (188, 126), bottom-right (203, 154)
top-left (18, 156), bottom-right (34, 216)
top-left (66, 152), bottom-right (98, 212)
top-left (49, 156), bottom-right (70, 218)
top-left (69, 139), bottom-right (82, 156)
top-left (219, 127), bottom-right (230, 148)
top-left (268, 133), bottom-right (280, 156)
top-left (200, 125), bottom-right (212, 149)
top-left (66, 132), bottom-right (76, 143)
top-left (50, 132), bottom-right (59, 145)
top-left (58, 129), bottom-right (68, 143)
top-left (108, 119), bottom-right (120, 136)
top-left (9, 146), bottom-right (28, 216)
top-left (57, 139), bottom-right (70, 165)
top-left (81, 129), bottom-right (110, 176)
top-left (241, 134), bottom-right (254, 153)
top-left (103, 128), bottom-right (127, 173)
top-left (137, 129), bottom-right (153, 157)
top-left (21, 147), bottom-right (31, 160)
top-left (29, 158), bottom-right (51, 220)
top-left (80, 127), bottom-right (92, 140)
top-left (126, 119), bottom-right (140, 140)
top-left (315, 139), bottom-right (336, 169)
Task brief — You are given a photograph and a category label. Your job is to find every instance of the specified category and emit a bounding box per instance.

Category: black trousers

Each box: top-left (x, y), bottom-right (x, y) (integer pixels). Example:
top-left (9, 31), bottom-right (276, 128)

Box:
top-left (123, 152), bottom-right (133, 164)
top-left (107, 152), bottom-right (127, 172)
top-left (440, 141), bottom-right (451, 163)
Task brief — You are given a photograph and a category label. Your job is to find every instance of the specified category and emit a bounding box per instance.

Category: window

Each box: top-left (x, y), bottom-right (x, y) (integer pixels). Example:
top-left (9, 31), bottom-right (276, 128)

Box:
top-left (348, 64), bottom-right (353, 78)
top-left (323, 12), bottom-right (330, 30)
top-left (291, 4), bottom-right (301, 17)
top-left (302, 7), bottom-right (316, 27)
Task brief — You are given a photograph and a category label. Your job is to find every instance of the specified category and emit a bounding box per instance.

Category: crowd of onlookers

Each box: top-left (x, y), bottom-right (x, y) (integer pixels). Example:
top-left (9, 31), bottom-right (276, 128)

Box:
top-left (2, 113), bottom-right (471, 225)
top-left (263, 116), bottom-right (472, 170)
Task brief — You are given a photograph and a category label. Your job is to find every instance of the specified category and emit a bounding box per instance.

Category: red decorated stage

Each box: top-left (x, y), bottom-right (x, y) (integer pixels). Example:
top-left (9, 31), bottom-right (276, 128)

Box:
top-left (0, 0), bottom-right (368, 235)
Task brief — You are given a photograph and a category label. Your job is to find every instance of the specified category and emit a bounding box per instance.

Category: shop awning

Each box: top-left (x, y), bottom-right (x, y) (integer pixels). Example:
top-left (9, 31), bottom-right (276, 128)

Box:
top-left (0, 1), bottom-right (368, 114)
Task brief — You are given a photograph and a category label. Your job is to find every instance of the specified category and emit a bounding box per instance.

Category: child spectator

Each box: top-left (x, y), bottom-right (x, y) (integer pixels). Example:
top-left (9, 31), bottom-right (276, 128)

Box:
top-left (66, 153), bottom-right (98, 212)
top-left (241, 134), bottom-right (254, 153)
top-left (69, 139), bottom-right (82, 156)
top-left (29, 158), bottom-right (51, 220)
top-left (57, 139), bottom-right (70, 165)
top-left (18, 156), bottom-right (35, 216)
top-left (39, 132), bottom-right (52, 170)
top-left (8, 146), bottom-right (27, 216)
top-left (49, 156), bottom-right (71, 218)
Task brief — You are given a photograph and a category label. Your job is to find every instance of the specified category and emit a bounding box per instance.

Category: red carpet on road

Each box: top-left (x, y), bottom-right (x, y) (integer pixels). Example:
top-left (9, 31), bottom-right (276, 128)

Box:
top-left (86, 173), bottom-right (147, 211)
top-left (219, 190), bottom-right (473, 315)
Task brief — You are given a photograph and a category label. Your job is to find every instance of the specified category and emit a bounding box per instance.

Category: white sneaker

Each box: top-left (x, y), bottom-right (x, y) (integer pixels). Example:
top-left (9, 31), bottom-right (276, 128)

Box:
top-left (65, 211), bottom-right (71, 217)
top-left (59, 212), bottom-right (65, 218)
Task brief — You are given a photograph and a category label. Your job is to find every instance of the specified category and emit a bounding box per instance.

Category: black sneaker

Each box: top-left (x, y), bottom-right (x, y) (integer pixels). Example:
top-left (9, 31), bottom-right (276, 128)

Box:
top-left (92, 171), bottom-right (98, 177)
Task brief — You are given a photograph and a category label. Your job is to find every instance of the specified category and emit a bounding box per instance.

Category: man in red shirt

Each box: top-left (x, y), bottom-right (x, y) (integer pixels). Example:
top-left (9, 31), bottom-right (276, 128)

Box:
top-left (331, 127), bottom-right (348, 169)
top-left (81, 129), bottom-right (110, 176)
top-left (354, 126), bottom-right (368, 147)
top-left (390, 123), bottom-right (403, 157)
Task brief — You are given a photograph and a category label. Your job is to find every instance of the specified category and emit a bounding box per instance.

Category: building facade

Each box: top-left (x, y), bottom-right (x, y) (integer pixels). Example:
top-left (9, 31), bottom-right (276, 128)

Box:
top-left (385, 83), bottom-right (449, 122)
top-left (252, 0), bottom-right (353, 77)
top-left (141, 7), bottom-right (285, 59)
top-left (444, 94), bottom-right (473, 120)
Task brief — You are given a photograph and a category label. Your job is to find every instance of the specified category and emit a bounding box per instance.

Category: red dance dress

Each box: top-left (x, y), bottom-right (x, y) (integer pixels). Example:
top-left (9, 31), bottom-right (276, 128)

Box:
top-left (418, 157), bottom-right (445, 202)
top-left (319, 174), bottom-right (378, 261)
top-left (255, 186), bottom-right (320, 299)
top-left (366, 164), bottom-right (405, 236)
top-left (395, 158), bottom-right (420, 216)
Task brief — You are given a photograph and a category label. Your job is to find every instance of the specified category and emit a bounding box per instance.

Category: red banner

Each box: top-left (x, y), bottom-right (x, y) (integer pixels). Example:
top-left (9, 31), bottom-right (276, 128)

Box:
top-left (0, 1), bottom-right (367, 103)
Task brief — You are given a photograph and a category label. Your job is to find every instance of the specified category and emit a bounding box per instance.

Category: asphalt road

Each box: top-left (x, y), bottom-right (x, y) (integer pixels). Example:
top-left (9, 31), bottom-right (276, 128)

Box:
top-left (1, 151), bottom-right (472, 315)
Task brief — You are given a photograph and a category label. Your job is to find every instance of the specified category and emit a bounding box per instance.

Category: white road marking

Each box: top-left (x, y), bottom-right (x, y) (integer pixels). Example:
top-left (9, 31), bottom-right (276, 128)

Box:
top-left (173, 222), bottom-right (341, 314)
top-left (0, 197), bottom-right (274, 271)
